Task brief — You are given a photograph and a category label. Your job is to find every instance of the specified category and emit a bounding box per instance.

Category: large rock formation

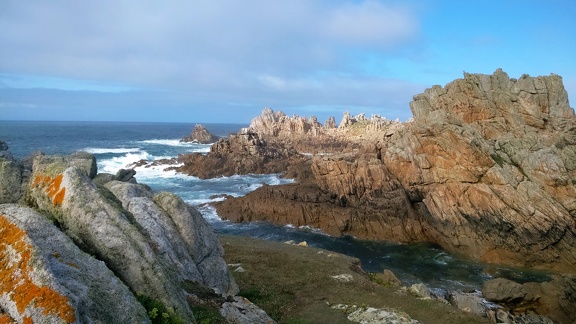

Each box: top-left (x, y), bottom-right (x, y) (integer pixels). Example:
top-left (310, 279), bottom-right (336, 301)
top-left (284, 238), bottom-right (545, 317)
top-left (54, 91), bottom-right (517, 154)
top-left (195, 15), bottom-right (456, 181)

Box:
top-left (216, 70), bottom-right (576, 273)
top-left (0, 145), bottom-right (274, 322)
top-left (382, 69), bottom-right (576, 271)
top-left (0, 204), bottom-right (149, 323)
top-left (26, 155), bottom-right (240, 321)
top-left (181, 124), bottom-right (220, 144)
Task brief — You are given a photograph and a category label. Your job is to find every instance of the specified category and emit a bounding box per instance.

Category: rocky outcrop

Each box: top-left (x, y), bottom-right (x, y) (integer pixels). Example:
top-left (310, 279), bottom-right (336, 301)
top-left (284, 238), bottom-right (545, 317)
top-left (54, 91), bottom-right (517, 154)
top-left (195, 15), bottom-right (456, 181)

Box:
top-left (382, 69), bottom-right (576, 271)
top-left (216, 70), bottom-right (576, 273)
top-left (176, 129), bottom-right (305, 178)
top-left (0, 204), bottom-right (149, 323)
top-left (105, 181), bottom-right (237, 295)
top-left (20, 152), bottom-right (244, 321)
top-left (0, 141), bottom-right (24, 204)
top-left (181, 124), bottom-right (220, 144)
top-left (483, 276), bottom-right (576, 323)
top-left (0, 145), bottom-right (274, 321)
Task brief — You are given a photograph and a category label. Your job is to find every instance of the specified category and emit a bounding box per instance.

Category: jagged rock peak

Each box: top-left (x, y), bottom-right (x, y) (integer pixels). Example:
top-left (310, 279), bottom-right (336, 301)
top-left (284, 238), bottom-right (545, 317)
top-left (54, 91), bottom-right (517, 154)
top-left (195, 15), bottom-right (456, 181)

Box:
top-left (181, 124), bottom-right (220, 144)
top-left (338, 111), bottom-right (400, 132)
top-left (249, 108), bottom-right (331, 137)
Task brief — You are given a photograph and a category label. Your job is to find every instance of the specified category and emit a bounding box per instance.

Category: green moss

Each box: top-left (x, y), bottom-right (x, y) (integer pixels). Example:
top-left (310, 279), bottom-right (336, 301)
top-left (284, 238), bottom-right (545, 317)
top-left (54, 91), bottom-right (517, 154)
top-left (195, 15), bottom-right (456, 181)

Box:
top-left (368, 273), bottom-right (395, 288)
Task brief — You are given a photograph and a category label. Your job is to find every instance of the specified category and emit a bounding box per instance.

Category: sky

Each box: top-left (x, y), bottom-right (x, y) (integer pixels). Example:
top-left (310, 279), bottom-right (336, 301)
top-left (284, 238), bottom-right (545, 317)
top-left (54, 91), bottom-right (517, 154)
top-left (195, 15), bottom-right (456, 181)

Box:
top-left (1, 0), bottom-right (575, 124)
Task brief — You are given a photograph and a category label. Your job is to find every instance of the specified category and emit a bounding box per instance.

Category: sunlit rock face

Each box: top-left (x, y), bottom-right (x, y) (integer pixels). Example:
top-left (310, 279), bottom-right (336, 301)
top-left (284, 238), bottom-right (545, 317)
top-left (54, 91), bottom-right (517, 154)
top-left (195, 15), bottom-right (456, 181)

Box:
top-left (217, 70), bottom-right (576, 273)
top-left (382, 70), bottom-right (576, 272)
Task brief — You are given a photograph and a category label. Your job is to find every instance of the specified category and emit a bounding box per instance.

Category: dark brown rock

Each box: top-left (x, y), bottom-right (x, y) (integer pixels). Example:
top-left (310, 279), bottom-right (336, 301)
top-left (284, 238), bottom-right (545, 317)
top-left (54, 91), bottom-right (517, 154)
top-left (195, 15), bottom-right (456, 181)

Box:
top-left (176, 129), bottom-right (305, 178)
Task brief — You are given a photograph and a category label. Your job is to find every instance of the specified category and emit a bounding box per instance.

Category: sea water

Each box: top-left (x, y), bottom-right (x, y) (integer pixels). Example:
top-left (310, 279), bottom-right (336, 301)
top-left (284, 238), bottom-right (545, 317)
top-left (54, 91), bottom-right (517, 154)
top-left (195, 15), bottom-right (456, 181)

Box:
top-left (0, 120), bottom-right (550, 292)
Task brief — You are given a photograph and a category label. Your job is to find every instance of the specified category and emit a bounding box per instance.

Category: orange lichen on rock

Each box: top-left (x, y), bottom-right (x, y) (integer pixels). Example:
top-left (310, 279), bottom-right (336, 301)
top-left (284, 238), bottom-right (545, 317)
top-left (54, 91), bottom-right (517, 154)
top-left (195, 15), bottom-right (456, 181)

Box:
top-left (0, 313), bottom-right (14, 324)
top-left (31, 174), bottom-right (66, 206)
top-left (0, 214), bottom-right (76, 323)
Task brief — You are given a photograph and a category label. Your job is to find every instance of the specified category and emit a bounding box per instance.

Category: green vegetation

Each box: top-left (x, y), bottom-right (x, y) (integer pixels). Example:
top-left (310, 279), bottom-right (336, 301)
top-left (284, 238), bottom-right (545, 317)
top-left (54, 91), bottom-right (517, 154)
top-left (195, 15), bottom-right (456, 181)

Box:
top-left (220, 235), bottom-right (490, 324)
top-left (136, 294), bottom-right (185, 324)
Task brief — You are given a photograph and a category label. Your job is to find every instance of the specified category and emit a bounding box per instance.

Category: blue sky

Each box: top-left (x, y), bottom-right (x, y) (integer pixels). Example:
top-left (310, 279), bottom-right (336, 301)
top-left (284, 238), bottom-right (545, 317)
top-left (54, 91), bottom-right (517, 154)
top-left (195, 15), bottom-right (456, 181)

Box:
top-left (1, 0), bottom-right (575, 124)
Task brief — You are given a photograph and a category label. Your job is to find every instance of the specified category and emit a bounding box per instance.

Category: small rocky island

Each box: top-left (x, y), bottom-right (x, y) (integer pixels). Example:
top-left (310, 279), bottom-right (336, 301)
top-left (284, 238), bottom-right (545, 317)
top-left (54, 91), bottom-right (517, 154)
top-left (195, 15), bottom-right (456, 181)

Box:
top-left (180, 124), bottom-right (220, 144)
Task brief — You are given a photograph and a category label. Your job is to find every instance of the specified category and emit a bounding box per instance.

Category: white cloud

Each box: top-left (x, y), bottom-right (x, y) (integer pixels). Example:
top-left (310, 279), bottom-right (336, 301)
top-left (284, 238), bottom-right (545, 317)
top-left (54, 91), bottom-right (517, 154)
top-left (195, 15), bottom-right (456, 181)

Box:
top-left (0, 0), bottom-right (422, 121)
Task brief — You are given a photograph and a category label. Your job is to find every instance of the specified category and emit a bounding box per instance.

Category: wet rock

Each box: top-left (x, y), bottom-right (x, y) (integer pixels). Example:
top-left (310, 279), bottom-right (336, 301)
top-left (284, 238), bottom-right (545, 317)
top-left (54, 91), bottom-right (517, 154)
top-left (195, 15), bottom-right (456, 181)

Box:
top-left (115, 168), bottom-right (137, 183)
top-left (0, 204), bottom-right (149, 323)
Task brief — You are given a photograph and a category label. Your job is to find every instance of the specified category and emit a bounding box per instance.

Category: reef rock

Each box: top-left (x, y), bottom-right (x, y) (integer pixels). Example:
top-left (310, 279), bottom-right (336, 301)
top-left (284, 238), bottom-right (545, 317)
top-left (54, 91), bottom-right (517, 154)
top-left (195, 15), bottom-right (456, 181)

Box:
top-left (0, 204), bottom-right (149, 323)
top-left (181, 124), bottom-right (220, 144)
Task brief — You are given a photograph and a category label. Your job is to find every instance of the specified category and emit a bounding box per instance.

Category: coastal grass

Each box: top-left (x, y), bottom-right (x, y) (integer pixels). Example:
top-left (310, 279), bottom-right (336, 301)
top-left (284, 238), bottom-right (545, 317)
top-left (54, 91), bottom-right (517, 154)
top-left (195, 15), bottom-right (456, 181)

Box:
top-left (220, 235), bottom-right (491, 324)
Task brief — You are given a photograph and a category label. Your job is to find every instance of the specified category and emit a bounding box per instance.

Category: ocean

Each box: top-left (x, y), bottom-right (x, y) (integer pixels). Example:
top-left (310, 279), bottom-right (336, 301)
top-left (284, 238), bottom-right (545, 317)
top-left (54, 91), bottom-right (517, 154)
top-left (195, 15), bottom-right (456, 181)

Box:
top-left (0, 120), bottom-right (549, 292)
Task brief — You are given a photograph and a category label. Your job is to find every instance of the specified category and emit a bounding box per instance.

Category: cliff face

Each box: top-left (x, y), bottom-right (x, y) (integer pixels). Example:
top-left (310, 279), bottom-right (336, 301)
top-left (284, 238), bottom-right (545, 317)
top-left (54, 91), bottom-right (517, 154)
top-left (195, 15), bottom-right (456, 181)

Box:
top-left (217, 70), bottom-right (576, 273)
top-left (382, 69), bottom-right (576, 271)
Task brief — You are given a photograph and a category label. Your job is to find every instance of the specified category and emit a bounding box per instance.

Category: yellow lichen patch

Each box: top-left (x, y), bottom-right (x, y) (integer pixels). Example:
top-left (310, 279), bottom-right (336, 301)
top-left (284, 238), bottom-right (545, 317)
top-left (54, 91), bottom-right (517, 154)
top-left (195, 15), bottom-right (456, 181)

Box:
top-left (0, 215), bottom-right (76, 323)
top-left (31, 175), bottom-right (43, 188)
top-left (31, 173), bottom-right (66, 206)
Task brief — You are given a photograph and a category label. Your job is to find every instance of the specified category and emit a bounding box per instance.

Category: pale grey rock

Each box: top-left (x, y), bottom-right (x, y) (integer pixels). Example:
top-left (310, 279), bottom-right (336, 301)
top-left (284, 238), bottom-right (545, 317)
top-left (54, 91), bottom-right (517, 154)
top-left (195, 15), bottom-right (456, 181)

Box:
top-left (153, 191), bottom-right (239, 296)
top-left (32, 152), bottom-right (97, 179)
top-left (29, 166), bottom-right (195, 322)
top-left (92, 172), bottom-right (117, 186)
top-left (220, 297), bottom-right (277, 324)
top-left (0, 204), bottom-right (150, 323)
top-left (331, 304), bottom-right (419, 324)
top-left (0, 158), bottom-right (22, 204)
top-left (448, 291), bottom-right (487, 317)
top-left (409, 283), bottom-right (432, 299)
top-left (105, 181), bottom-right (237, 295)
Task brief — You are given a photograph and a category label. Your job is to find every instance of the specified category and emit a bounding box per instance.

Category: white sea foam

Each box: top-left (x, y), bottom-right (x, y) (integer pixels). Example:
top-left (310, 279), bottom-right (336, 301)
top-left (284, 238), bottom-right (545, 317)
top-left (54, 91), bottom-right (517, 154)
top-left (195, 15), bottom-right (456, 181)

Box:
top-left (98, 151), bottom-right (153, 174)
top-left (84, 147), bottom-right (141, 154)
top-left (196, 205), bottom-right (223, 222)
